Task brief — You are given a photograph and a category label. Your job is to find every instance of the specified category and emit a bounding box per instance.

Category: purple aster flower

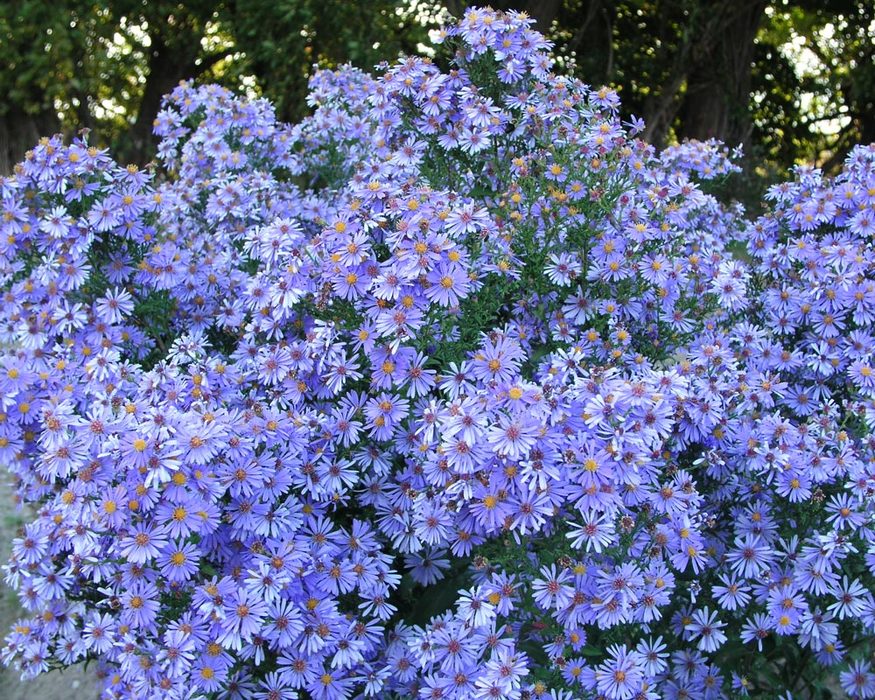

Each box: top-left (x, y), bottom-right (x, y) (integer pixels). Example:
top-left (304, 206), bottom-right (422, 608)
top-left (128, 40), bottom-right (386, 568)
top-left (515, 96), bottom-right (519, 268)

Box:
top-left (686, 607), bottom-right (727, 653)
top-left (425, 262), bottom-right (470, 307)
top-left (711, 574), bottom-right (751, 611)
top-left (254, 671), bottom-right (297, 700)
top-left (532, 564), bottom-right (574, 611)
top-left (828, 576), bottom-right (871, 621)
top-left (120, 581), bottom-right (160, 630)
top-left (726, 533), bottom-right (774, 578)
top-left (768, 585), bottom-right (808, 635)
top-left (95, 287), bottom-right (135, 324)
top-left (567, 512), bottom-right (616, 553)
top-left (432, 621), bottom-right (477, 674)
top-left (841, 660), bottom-right (875, 699)
top-left (457, 587), bottom-right (496, 627)
top-left (219, 587), bottom-right (270, 651)
top-left (405, 548), bottom-right (451, 585)
top-left (595, 644), bottom-right (644, 700)
top-left (486, 412), bottom-right (539, 459)
top-left (740, 612), bottom-right (771, 651)
top-left (82, 612), bottom-right (115, 654)
top-left (119, 524), bottom-right (168, 564)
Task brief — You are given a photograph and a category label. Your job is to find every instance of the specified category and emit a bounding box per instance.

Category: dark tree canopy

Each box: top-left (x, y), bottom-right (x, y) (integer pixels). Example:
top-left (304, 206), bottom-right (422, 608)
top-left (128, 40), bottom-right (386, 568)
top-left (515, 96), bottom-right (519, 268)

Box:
top-left (1, 0), bottom-right (872, 182)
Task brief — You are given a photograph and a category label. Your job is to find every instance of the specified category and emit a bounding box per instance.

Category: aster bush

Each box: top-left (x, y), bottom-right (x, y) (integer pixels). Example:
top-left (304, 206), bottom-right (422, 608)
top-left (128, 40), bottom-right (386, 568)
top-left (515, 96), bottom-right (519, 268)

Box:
top-left (2, 6), bottom-right (875, 700)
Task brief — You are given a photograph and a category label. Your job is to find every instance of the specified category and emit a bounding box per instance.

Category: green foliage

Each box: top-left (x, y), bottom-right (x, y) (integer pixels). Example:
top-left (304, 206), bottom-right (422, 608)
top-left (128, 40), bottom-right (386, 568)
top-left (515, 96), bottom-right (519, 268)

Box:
top-left (224, 0), bottom-right (441, 123)
top-left (1, 1), bottom-right (872, 180)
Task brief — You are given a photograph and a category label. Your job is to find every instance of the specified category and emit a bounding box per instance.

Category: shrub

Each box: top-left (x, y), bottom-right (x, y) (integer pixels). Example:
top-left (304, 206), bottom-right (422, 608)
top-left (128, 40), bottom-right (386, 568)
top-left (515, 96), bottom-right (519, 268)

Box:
top-left (1, 6), bottom-right (874, 699)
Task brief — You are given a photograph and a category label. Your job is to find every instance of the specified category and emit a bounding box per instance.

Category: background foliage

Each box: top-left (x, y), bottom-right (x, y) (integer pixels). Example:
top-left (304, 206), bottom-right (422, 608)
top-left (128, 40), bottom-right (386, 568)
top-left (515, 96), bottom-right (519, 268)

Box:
top-left (1, 0), bottom-right (873, 191)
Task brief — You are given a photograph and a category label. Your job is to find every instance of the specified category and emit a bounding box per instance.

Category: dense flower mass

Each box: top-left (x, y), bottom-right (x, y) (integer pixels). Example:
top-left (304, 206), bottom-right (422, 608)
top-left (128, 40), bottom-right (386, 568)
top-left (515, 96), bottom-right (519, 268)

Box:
top-left (1, 6), bottom-right (874, 699)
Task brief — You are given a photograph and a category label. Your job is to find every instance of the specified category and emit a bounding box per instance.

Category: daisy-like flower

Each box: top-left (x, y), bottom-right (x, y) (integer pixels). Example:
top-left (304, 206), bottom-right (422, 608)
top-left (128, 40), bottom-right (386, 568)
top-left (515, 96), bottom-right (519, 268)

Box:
top-left (635, 636), bottom-right (668, 676)
top-left (686, 607), bottom-right (727, 653)
top-left (545, 252), bottom-right (581, 286)
top-left (457, 587), bottom-right (496, 627)
top-left (119, 432), bottom-right (153, 471)
top-left (532, 564), bottom-right (574, 610)
top-left (120, 581), bottom-right (160, 630)
top-left (828, 576), bottom-right (871, 621)
top-left (712, 574), bottom-right (751, 611)
top-left (595, 644), bottom-right (643, 700)
top-left (263, 598), bottom-right (304, 650)
top-left (404, 548), bottom-right (451, 585)
top-left (119, 524), bottom-right (168, 564)
top-left (726, 533), bottom-right (774, 578)
top-left (825, 493), bottom-right (866, 530)
top-left (425, 262), bottom-right (470, 307)
top-left (40, 205), bottom-right (74, 239)
top-left (95, 287), bottom-right (135, 324)
top-left (567, 512), bottom-right (616, 553)
top-left (218, 588), bottom-right (270, 651)
top-left (82, 612), bottom-right (115, 654)
top-left (307, 669), bottom-right (355, 700)
top-left (157, 542), bottom-right (200, 583)
top-left (254, 671), bottom-right (297, 700)
top-left (840, 660), bottom-right (875, 699)
top-left (486, 412), bottom-right (539, 459)
top-left (740, 612), bottom-right (771, 651)
top-left (768, 585), bottom-right (808, 636)
top-left (178, 418), bottom-right (225, 465)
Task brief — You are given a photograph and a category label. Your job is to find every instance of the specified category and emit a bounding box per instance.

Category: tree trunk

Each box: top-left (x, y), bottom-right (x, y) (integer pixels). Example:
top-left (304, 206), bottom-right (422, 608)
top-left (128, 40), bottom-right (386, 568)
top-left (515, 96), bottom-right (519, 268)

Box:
top-left (122, 33), bottom-right (201, 166)
top-left (0, 106), bottom-right (62, 175)
top-left (638, 0), bottom-right (705, 148)
top-left (679, 0), bottom-right (767, 147)
top-left (564, 1), bottom-right (616, 85)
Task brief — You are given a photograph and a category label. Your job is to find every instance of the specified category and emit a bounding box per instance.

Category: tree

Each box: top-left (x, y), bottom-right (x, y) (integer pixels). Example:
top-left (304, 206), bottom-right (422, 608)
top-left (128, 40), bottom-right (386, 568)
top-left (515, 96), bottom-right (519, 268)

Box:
top-left (0, 1), bottom-right (438, 170)
top-left (493, 0), bottom-right (769, 151)
top-left (0, 1), bottom-right (86, 173)
top-left (1, 1), bottom-right (871, 175)
top-left (786, 0), bottom-right (875, 170)
top-left (0, 1), bottom-right (231, 169)
top-left (223, 0), bottom-right (438, 124)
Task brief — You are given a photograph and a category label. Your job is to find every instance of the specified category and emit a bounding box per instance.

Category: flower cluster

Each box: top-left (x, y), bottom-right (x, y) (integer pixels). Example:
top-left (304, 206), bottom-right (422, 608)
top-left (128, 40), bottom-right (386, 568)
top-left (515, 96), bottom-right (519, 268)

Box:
top-left (1, 6), bottom-right (874, 700)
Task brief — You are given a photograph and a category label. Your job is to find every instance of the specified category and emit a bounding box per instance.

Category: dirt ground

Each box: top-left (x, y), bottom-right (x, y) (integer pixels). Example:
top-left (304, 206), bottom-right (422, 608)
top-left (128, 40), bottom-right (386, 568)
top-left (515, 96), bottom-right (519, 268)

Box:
top-left (0, 476), bottom-right (98, 700)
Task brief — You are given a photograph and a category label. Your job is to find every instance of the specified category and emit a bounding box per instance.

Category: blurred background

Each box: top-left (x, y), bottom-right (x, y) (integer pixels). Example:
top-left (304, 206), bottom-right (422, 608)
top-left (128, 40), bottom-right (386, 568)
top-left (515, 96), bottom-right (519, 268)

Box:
top-left (0, 0), bottom-right (873, 202)
top-left (0, 0), bottom-right (873, 209)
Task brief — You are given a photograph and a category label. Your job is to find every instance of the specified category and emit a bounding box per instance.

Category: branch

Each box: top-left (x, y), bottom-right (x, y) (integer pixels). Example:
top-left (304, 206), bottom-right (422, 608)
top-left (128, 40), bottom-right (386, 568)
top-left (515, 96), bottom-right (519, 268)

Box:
top-left (564, 1), bottom-right (604, 55)
top-left (603, 8), bottom-right (614, 80)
